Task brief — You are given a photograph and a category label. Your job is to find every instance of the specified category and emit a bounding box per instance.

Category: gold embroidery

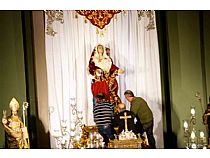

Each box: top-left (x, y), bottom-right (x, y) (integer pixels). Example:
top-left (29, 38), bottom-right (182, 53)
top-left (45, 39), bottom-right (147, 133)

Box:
top-left (76, 10), bottom-right (121, 29)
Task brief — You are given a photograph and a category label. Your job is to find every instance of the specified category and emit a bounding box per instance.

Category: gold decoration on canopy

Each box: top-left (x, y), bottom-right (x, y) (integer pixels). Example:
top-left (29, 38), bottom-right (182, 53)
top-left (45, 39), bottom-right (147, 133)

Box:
top-left (137, 10), bottom-right (156, 31)
top-left (45, 10), bottom-right (156, 36)
top-left (76, 10), bottom-right (121, 29)
top-left (45, 10), bottom-right (64, 36)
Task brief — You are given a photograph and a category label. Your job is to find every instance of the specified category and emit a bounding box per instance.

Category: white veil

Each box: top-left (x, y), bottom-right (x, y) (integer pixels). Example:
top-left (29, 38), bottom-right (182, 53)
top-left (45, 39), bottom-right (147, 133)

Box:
top-left (92, 44), bottom-right (112, 73)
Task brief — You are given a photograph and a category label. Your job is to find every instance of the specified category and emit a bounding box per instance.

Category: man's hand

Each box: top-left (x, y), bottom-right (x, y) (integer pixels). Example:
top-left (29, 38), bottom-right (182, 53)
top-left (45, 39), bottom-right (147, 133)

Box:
top-left (118, 69), bottom-right (124, 75)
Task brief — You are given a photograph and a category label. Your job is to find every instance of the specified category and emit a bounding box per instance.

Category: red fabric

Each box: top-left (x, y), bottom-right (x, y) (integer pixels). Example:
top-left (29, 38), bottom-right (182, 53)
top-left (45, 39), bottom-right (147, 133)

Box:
top-left (91, 81), bottom-right (110, 100)
top-left (109, 64), bottom-right (119, 76)
top-left (112, 78), bottom-right (118, 94)
top-left (88, 50), bottom-right (100, 76)
top-left (89, 60), bottom-right (100, 76)
top-left (76, 10), bottom-right (121, 29)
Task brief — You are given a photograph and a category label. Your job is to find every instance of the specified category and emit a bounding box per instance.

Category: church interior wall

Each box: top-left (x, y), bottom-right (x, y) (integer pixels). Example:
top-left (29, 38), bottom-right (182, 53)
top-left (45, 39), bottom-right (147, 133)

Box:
top-left (0, 11), bottom-right (27, 148)
top-left (158, 11), bottom-right (210, 148)
top-left (167, 11), bottom-right (205, 148)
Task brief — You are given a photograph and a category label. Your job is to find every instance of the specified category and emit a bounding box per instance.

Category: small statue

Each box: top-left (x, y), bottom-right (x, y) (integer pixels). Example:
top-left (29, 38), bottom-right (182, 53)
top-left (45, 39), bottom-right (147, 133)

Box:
top-left (2, 98), bottom-right (30, 149)
top-left (203, 98), bottom-right (210, 146)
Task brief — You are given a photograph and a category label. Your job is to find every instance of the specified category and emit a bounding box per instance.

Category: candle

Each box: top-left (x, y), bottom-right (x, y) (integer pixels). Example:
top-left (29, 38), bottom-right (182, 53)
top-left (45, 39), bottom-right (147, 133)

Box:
top-left (191, 107), bottom-right (195, 116)
top-left (61, 139), bottom-right (66, 145)
top-left (70, 122), bottom-right (76, 130)
top-left (200, 131), bottom-right (204, 138)
top-left (96, 133), bottom-right (100, 139)
top-left (96, 142), bottom-right (99, 148)
top-left (90, 143), bottom-right (94, 148)
top-left (93, 132), bottom-right (97, 137)
top-left (70, 131), bottom-right (75, 137)
top-left (101, 142), bottom-right (105, 148)
top-left (99, 137), bottom-right (103, 142)
top-left (76, 135), bottom-right (80, 142)
top-left (191, 143), bottom-right (197, 149)
top-left (191, 131), bottom-right (196, 140)
top-left (89, 133), bottom-right (93, 140)
top-left (183, 121), bottom-right (188, 129)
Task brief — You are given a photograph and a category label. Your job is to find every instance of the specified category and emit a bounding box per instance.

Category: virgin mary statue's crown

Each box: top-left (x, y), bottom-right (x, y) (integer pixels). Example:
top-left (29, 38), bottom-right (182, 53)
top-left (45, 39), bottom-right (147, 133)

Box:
top-left (9, 98), bottom-right (20, 111)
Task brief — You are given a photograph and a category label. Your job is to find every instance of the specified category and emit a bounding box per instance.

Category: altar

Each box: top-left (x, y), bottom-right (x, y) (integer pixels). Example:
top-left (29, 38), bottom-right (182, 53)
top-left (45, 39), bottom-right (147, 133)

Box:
top-left (108, 139), bottom-right (144, 149)
top-left (69, 125), bottom-right (148, 149)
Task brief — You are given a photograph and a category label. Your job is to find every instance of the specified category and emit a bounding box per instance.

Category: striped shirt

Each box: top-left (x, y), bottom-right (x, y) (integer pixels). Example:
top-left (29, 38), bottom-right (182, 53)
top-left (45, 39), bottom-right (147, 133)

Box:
top-left (93, 102), bottom-right (114, 126)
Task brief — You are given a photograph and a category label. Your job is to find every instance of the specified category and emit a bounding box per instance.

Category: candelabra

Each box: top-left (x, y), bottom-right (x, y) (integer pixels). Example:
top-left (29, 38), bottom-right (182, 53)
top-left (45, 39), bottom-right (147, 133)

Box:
top-left (69, 98), bottom-right (105, 149)
top-left (53, 120), bottom-right (71, 149)
top-left (86, 129), bottom-right (105, 148)
top-left (69, 98), bottom-right (84, 148)
top-left (52, 97), bottom-right (83, 149)
top-left (183, 106), bottom-right (207, 149)
top-left (78, 125), bottom-right (105, 149)
top-left (52, 98), bottom-right (104, 149)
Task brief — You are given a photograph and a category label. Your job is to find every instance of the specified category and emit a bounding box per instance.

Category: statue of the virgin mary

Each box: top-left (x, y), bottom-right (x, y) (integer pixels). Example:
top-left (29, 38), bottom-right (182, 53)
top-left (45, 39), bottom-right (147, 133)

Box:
top-left (88, 44), bottom-right (124, 111)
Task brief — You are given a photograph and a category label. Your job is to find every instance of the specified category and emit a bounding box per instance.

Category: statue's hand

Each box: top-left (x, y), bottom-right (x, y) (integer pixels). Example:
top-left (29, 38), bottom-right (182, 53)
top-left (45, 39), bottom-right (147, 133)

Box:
top-left (118, 69), bottom-right (124, 75)
top-left (2, 118), bottom-right (7, 125)
top-left (96, 69), bottom-right (102, 77)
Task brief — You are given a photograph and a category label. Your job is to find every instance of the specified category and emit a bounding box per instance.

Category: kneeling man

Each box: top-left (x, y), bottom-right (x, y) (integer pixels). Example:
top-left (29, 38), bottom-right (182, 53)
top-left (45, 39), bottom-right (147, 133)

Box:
top-left (113, 103), bottom-right (143, 135)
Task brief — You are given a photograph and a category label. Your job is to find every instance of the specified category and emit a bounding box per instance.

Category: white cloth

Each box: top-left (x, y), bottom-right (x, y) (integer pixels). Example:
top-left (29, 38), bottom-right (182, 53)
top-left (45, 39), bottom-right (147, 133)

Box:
top-left (45, 10), bottom-right (163, 148)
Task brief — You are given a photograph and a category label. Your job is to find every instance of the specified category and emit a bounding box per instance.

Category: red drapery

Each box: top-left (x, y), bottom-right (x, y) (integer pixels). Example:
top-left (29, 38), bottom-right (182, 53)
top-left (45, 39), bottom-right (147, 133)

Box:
top-left (76, 10), bottom-right (121, 29)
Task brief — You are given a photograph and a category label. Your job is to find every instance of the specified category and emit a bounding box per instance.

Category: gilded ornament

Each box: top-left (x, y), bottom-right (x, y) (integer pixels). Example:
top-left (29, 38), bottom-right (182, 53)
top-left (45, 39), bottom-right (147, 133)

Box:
top-left (76, 10), bottom-right (121, 29)
top-left (45, 10), bottom-right (64, 36)
top-left (137, 10), bottom-right (156, 31)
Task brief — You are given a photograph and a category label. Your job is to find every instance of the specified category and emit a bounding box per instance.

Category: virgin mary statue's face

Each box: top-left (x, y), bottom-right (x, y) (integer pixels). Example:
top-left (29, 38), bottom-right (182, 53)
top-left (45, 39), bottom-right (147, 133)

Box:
top-left (97, 45), bottom-right (104, 55)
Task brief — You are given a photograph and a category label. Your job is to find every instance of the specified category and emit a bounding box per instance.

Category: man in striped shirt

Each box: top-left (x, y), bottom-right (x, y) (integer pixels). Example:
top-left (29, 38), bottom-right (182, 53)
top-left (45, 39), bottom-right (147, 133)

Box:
top-left (93, 93), bottom-right (115, 147)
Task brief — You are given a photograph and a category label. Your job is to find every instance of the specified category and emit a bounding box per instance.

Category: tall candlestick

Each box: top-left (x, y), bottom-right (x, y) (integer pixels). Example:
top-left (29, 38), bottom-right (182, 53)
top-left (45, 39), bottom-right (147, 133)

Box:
top-left (200, 131), bottom-right (204, 138)
top-left (191, 131), bottom-right (196, 140)
top-left (191, 106), bottom-right (195, 116)
top-left (183, 121), bottom-right (188, 129)
top-left (70, 122), bottom-right (76, 130)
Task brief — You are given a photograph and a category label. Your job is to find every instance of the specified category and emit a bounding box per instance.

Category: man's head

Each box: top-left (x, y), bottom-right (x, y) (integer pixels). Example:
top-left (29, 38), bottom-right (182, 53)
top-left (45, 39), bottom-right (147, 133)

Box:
top-left (124, 90), bottom-right (134, 102)
top-left (105, 47), bottom-right (110, 56)
top-left (96, 93), bottom-right (105, 103)
top-left (118, 103), bottom-right (126, 112)
top-left (207, 103), bottom-right (210, 110)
